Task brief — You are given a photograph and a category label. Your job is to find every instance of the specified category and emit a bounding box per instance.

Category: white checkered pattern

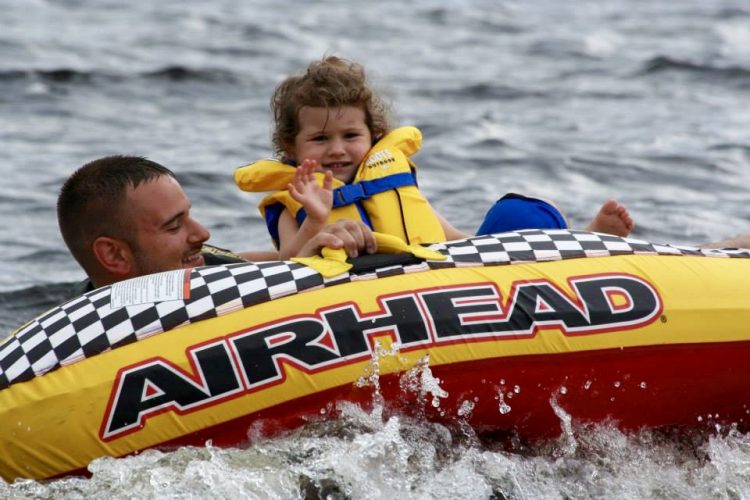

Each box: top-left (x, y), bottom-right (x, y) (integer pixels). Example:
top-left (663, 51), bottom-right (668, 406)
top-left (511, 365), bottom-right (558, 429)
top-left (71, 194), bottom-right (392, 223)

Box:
top-left (1, 229), bottom-right (747, 390)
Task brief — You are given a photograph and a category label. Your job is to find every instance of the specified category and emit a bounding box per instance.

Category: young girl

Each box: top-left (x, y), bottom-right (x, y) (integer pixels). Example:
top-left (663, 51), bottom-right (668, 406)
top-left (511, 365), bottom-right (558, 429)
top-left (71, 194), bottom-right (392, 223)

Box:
top-left (235, 56), bottom-right (634, 259)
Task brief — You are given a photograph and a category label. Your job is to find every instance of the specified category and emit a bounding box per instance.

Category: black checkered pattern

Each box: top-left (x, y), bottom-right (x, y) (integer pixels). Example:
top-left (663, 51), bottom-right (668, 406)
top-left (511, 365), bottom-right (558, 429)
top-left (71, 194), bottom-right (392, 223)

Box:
top-left (2, 230), bottom-right (748, 390)
top-left (427, 229), bottom-right (744, 266)
top-left (0, 261), bottom-right (323, 390)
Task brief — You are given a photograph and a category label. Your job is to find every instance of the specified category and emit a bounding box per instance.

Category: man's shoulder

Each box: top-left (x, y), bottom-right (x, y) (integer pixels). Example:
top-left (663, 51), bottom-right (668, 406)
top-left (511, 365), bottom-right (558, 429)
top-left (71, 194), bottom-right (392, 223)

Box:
top-left (72, 278), bottom-right (95, 296)
top-left (201, 244), bottom-right (248, 265)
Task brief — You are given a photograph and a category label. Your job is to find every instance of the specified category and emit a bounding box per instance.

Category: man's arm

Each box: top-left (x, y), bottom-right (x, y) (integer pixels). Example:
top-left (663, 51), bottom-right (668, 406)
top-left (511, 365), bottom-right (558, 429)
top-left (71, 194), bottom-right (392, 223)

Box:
top-left (236, 250), bottom-right (280, 261)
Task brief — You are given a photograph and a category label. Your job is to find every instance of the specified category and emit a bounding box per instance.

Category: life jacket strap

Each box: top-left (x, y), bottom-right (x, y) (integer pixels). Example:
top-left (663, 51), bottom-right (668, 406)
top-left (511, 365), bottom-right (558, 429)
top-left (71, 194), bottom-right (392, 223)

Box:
top-left (332, 172), bottom-right (416, 208)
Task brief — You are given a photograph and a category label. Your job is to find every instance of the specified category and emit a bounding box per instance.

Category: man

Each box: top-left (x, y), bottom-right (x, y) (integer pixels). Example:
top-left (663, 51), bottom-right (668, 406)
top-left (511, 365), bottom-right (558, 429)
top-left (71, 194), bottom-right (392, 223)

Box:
top-left (57, 155), bottom-right (377, 290)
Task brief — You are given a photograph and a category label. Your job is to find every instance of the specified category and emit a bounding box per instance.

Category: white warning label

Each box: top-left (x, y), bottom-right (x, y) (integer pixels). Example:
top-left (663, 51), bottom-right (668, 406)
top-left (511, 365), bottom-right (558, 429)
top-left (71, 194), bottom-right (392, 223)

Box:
top-left (110, 269), bottom-right (188, 308)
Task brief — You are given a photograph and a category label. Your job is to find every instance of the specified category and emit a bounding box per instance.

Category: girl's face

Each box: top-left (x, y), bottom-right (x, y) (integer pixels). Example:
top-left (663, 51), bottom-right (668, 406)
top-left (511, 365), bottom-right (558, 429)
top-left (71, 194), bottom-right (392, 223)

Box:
top-left (289, 105), bottom-right (372, 184)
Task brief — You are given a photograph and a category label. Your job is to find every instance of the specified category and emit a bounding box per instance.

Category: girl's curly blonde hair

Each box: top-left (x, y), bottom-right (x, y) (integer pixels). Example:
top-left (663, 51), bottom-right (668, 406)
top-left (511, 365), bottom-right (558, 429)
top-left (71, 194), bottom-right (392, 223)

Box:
top-left (271, 56), bottom-right (391, 157)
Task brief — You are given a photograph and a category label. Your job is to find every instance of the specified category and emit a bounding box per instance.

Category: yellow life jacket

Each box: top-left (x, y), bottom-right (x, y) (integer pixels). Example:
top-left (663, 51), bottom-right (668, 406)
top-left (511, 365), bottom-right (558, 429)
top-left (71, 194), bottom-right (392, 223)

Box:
top-left (234, 127), bottom-right (446, 248)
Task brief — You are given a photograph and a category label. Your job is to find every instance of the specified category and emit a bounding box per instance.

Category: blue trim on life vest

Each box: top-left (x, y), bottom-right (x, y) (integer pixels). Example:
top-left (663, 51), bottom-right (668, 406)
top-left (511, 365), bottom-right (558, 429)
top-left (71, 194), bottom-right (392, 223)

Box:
top-left (296, 208), bottom-right (307, 226)
top-left (264, 202), bottom-right (285, 247)
top-left (332, 172), bottom-right (416, 208)
top-left (354, 202), bottom-right (373, 229)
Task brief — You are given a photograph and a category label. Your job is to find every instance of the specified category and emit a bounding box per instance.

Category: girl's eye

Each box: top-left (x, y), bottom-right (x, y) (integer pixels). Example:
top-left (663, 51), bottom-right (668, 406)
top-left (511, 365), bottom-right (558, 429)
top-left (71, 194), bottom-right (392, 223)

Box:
top-left (311, 135), bottom-right (327, 142)
top-left (345, 132), bottom-right (360, 139)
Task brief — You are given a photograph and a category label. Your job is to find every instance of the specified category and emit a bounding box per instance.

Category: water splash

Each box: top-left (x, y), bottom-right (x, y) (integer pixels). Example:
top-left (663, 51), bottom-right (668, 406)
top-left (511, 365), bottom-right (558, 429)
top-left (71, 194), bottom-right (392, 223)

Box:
top-left (6, 406), bottom-right (750, 498)
top-left (550, 393), bottom-right (577, 456)
top-left (399, 354), bottom-right (449, 411)
top-left (457, 399), bottom-right (475, 417)
top-left (355, 339), bottom-right (404, 396)
top-left (497, 389), bottom-right (512, 415)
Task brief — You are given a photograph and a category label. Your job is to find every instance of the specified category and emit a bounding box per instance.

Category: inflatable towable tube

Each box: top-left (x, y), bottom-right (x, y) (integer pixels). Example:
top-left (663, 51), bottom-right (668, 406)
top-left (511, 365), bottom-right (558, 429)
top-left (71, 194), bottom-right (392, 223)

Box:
top-left (3, 229), bottom-right (750, 481)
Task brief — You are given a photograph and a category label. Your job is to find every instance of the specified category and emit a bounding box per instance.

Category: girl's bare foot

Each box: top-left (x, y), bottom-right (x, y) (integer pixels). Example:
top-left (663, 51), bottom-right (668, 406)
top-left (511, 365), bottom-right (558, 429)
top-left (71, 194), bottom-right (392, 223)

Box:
top-left (585, 199), bottom-right (634, 237)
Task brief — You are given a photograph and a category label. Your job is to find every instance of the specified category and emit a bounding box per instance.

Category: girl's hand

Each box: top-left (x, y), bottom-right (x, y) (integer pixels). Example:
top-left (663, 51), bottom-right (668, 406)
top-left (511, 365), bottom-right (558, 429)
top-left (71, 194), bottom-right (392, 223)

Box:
top-left (289, 159), bottom-right (333, 224)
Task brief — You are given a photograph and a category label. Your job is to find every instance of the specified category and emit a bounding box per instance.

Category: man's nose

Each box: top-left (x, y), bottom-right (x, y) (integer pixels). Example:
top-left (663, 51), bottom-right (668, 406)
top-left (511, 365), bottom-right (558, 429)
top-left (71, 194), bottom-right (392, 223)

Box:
top-left (187, 217), bottom-right (210, 244)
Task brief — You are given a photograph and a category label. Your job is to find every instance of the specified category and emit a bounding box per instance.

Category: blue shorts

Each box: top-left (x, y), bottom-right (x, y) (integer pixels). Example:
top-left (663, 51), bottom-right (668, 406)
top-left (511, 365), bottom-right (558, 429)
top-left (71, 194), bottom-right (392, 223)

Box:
top-left (476, 194), bottom-right (567, 235)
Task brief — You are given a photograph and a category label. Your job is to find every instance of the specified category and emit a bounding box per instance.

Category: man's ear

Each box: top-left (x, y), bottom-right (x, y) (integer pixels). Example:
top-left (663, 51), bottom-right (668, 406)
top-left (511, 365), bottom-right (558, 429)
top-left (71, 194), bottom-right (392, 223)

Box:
top-left (92, 236), bottom-right (133, 277)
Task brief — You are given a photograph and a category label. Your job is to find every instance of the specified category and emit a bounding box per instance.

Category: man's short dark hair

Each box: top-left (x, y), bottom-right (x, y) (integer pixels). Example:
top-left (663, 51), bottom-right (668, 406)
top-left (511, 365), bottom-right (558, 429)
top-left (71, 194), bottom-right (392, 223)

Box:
top-left (57, 155), bottom-right (176, 275)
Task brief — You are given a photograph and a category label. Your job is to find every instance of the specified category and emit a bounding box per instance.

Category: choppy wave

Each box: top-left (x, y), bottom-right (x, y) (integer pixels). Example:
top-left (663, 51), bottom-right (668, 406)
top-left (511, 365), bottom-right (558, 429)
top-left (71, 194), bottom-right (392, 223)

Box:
top-left (640, 56), bottom-right (750, 81)
top-left (0, 66), bottom-right (242, 84)
top-left (714, 7), bottom-right (750, 19)
top-left (2, 402), bottom-right (749, 499)
top-left (143, 66), bottom-right (240, 82)
top-left (0, 282), bottom-right (79, 337)
top-left (0, 68), bottom-right (102, 83)
top-left (420, 83), bottom-right (546, 102)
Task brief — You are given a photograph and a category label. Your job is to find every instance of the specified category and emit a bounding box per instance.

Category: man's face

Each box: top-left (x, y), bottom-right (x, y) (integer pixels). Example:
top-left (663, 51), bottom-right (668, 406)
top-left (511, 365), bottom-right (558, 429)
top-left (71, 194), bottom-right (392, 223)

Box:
top-left (125, 175), bottom-right (210, 276)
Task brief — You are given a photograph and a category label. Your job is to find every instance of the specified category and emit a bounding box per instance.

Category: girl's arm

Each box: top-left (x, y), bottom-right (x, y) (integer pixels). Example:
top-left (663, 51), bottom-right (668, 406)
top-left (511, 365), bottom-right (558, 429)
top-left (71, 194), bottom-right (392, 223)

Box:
top-left (434, 210), bottom-right (469, 241)
top-left (277, 160), bottom-right (333, 259)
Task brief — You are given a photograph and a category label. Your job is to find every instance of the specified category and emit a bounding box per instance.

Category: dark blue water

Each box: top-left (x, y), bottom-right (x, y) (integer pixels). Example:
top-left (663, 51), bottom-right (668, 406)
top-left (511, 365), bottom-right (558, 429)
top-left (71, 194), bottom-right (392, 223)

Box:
top-left (2, 0), bottom-right (750, 496)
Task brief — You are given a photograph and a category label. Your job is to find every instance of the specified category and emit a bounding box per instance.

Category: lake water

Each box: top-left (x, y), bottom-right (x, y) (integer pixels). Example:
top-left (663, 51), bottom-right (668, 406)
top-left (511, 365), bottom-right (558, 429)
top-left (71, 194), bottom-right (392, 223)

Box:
top-left (2, 0), bottom-right (750, 497)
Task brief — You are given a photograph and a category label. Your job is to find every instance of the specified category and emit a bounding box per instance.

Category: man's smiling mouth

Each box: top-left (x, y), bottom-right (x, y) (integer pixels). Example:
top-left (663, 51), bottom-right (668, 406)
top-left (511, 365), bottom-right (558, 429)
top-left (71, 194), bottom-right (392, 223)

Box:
top-left (183, 252), bottom-right (205, 268)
